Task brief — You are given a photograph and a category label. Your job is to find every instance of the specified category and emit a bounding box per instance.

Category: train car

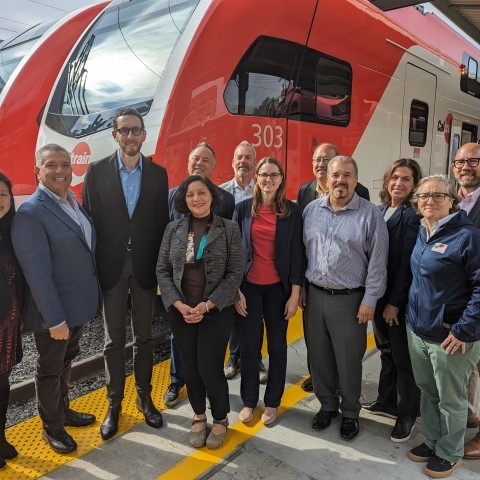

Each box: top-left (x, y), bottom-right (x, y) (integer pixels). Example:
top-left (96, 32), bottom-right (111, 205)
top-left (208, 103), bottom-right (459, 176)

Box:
top-left (0, 1), bottom-right (110, 203)
top-left (32, 0), bottom-right (480, 200)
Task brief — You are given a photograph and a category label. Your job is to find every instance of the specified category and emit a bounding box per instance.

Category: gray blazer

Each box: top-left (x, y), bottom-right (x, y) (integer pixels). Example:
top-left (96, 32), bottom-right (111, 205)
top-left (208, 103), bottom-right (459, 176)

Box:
top-left (156, 214), bottom-right (244, 311)
top-left (12, 188), bottom-right (100, 331)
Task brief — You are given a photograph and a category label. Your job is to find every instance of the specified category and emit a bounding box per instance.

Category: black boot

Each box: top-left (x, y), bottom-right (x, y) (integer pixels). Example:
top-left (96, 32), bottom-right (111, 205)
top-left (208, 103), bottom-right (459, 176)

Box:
top-left (0, 456), bottom-right (5, 469)
top-left (0, 394), bottom-right (17, 459)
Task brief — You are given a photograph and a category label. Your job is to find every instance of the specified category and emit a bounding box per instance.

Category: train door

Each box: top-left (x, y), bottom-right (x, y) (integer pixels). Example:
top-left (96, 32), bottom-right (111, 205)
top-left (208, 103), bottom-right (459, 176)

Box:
top-left (446, 118), bottom-right (478, 178)
top-left (400, 63), bottom-right (436, 175)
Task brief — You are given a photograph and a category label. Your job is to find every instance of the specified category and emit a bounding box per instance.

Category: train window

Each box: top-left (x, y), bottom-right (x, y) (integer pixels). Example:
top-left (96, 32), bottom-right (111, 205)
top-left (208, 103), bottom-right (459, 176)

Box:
top-left (45, 0), bottom-right (200, 138)
top-left (409, 100), bottom-right (428, 147)
top-left (224, 36), bottom-right (351, 126)
top-left (0, 17), bottom-right (58, 94)
top-left (467, 57), bottom-right (478, 96)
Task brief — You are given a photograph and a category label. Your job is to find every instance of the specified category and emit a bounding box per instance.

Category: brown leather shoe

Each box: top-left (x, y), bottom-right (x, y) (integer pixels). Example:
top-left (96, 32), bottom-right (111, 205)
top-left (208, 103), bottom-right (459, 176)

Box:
top-left (464, 432), bottom-right (480, 459)
top-left (467, 416), bottom-right (479, 428)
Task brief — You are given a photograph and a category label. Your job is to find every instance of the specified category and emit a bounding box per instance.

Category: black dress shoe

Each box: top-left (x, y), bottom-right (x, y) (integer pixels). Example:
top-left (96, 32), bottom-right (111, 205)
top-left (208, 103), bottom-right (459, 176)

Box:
top-left (312, 410), bottom-right (339, 430)
top-left (137, 395), bottom-right (163, 428)
top-left (42, 428), bottom-right (77, 454)
top-left (301, 376), bottom-right (313, 392)
top-left (64, 408), bottom-right (96, 427)
top-left (362, 399), bottom-right (397, 419)
top-left (100, 404), bottom-right (122, 440)
top-left (340, 417), bottom-right (359, 440)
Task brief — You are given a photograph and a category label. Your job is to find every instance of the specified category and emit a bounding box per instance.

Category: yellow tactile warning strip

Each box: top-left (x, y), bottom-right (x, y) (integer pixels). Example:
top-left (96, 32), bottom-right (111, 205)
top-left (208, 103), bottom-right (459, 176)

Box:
top-left (1, 310), bottom-right (375, 479)
top-left (157, 313), bottom-right (377, 480)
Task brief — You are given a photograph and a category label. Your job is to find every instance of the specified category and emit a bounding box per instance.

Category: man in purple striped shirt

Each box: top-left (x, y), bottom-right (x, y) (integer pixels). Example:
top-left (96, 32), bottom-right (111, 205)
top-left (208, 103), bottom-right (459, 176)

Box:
top-left (302, 155), bottom-right (388, 441)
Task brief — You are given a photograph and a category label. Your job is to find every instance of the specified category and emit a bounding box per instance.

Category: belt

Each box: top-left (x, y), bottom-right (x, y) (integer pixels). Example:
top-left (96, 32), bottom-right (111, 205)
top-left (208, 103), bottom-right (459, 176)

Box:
top-left (312, 284), bottom-right (364, 295)
top-left (126, 244), bottom-right (133, 252)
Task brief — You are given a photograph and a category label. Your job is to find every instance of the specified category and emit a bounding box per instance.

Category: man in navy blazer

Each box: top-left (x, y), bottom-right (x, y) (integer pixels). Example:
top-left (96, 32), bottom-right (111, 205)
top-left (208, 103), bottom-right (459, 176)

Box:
top-left (12, 144), bottom-right (100, 454)
top-left (83, 107), bottom-right (169, 440)
top-left (297, 142), bottom-right (370, 392)
top-left (451, 142), bottom-right (480, 458)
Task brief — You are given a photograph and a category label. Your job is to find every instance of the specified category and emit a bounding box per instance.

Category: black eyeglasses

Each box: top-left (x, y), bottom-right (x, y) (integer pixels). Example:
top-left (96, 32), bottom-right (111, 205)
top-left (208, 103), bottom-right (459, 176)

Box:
top-left (257, 173), bottom-right (281, 179)
top-left (115, 127), bottom-right (144, 137)
top-left (452, 157), bottom-right (480, 168)
top-left (414, 193), bottom-right (452, 203)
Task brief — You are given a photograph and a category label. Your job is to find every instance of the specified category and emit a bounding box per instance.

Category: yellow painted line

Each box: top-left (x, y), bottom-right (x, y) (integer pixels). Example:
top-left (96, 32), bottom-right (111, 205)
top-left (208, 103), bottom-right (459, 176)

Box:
top-left (157, 314), bottom-right (377, 480)
top-left (2, 310), bottom-right (375, 480)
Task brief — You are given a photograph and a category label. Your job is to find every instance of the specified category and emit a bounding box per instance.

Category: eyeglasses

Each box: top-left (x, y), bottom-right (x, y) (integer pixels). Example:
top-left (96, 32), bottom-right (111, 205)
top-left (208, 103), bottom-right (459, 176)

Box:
top-left (313, 157), bottom-right (331, 164)
top-left (414, 193), bottom-right (452, 203)
top-left (115, 127), bottom-right (144, 137)
top-left (452, 157), bottom-right (480, 168)
top-left (257, 173), bottom-right (281, 179)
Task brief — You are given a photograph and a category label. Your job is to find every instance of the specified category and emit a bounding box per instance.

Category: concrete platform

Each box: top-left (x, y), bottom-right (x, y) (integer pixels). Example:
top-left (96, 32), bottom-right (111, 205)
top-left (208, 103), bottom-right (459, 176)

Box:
top-left (37, 328), bottom-right (480, 480)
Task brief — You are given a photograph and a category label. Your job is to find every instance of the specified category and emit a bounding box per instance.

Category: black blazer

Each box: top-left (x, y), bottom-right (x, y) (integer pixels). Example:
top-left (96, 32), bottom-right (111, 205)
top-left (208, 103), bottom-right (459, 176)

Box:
top-left (296, 179), bottom-right (370, 212)
top-left (83, 153), bottom-right (169, 291)
top-left (233, 198), bottom-right (306, 294)
top-left (377, 204), bottom-right (420, 309)
top-left (468, 199), bottom-right (480, 227)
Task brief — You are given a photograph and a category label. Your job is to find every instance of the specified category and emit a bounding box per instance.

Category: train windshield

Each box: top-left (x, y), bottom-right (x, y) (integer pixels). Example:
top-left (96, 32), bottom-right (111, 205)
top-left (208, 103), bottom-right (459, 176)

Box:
top-left (0, 18), bottom-right (59, 94)
top-left (45, 0), bottom-right (199, 139)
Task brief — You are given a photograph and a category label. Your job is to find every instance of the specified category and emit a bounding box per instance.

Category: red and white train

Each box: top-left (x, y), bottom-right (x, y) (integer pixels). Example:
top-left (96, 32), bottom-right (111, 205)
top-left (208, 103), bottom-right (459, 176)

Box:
top-left (4, 0), bottom-right (480, 201)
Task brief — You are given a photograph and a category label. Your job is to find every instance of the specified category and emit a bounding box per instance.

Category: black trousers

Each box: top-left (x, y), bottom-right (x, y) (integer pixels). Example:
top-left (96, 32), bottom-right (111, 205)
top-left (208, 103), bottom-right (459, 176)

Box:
top-left (103, 251), bottom-right (157, 403)
top-left (168, 306), bottom-right (234, 420)
top-left (34, 325), bottom-right (84, 430)
top-left (240, 282), bottom-right (289, 409)
top-left (373, 300), bottom-right (420, 417)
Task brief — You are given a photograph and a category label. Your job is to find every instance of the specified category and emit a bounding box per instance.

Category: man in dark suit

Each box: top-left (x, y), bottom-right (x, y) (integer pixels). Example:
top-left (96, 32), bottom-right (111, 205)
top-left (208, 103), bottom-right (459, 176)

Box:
top-left (297, 142), bottom-right (370, 392)
top-left (12, 144), bottom-right (100, 454)
top-left (451, 142), bottom-right (480, 458)
top-left (163, 142), bottom-right (235, 408)
top-left (83, 107), bottom-right (169, 440)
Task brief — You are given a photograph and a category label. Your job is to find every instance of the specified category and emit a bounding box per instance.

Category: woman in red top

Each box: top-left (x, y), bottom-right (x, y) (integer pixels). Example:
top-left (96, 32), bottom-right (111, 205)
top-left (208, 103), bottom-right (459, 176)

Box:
top-left (233, 157), bottom-right (305, 425)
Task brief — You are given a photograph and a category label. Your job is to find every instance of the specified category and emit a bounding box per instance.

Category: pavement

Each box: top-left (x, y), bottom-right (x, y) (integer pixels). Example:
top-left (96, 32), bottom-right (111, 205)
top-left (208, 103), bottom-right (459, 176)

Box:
top-left (36, 323), bottom-right (480, 480)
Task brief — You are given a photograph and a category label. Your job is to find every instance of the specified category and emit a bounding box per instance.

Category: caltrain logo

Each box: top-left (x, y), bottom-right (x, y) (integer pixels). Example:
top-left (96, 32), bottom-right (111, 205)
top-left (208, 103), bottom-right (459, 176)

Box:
top-left (71, 142), bottom-right (91, 177)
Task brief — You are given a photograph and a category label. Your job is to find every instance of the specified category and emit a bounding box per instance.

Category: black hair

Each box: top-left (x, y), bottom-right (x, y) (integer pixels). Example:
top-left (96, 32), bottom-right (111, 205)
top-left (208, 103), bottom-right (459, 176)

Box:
top-left (173, 175), bottom-right (222, 215)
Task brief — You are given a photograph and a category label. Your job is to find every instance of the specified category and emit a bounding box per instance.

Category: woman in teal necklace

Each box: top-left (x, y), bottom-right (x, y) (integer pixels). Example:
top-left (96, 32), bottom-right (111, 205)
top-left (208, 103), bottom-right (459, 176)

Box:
top-left (157, 175), bottom-right (244, 450)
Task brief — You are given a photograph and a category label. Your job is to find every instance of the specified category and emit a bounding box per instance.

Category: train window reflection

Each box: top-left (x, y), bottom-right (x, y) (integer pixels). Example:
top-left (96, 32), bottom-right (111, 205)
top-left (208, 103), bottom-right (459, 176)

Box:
top-left (46, 0), bottom-right (199, 138)
top-left (224, 36), bottom-right (351, 126)
top-left (0, 18), bottom-right (58, 94)
top-left (409, 100), bottom-right (428, 147)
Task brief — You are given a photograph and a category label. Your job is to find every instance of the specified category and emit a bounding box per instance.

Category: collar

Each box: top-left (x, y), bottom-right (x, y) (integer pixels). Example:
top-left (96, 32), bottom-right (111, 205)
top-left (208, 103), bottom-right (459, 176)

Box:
top-left (232, 178), bottom-right (254, 190)
top-left (38, 184), bottom-right (75, 204)
top-left (116, 152), bottom-right (143, 172)
top-left (322, 192), bottom-right (360, 211)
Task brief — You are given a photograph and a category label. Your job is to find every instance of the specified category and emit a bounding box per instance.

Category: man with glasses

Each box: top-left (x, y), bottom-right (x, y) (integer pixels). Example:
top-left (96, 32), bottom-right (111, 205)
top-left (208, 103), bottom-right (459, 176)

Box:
top-left (451, 142), bottom-right (480, 459)
top-left (83, 107), bottom-right (169, 440)
top-left (297, 142), bottom-right (370, 392)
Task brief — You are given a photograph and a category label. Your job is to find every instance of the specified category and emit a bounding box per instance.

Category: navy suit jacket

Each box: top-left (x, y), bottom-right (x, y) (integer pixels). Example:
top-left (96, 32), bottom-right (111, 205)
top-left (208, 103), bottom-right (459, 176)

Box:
top-left (467, 199), bottom-right (480, 227)
top-left (12, 188), bottom-right (100, 331)
top-left (297, 179), bottom-right (370, 211)
top-left (377, 204), bottom-right (420, 309)
top-left (233, 198), bottom-right (306, 294)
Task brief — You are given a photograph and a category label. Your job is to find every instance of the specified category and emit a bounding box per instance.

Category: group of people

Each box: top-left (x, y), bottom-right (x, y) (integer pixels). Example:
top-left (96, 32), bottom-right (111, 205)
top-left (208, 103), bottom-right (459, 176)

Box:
top-left (1, 105), bottom-right (480, 479)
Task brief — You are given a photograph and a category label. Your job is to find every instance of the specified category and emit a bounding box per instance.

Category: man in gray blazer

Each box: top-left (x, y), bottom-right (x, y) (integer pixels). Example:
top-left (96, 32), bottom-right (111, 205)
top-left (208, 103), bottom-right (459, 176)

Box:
top-left (451, 142), bottom-right (480, 459)
top-left (219, 141), bottom-right (267, 383)
top-left (12, 144), bottom-right (100, 454)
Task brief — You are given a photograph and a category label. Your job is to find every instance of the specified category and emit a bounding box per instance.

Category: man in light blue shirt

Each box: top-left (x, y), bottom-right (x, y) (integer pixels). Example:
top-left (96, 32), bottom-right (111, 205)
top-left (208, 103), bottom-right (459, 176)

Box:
top-left (303, 156), bottom-right (388, 441)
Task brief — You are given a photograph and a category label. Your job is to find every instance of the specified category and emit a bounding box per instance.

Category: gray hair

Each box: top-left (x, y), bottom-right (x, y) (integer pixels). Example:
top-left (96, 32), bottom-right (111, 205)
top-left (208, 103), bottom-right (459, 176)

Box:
top-left (235, 140), bottom-right (256, 160)
top-left (36, 144), bottom-right (71, 167)
top-left (327, 155), bottom-right (358, 178)
top-left (411, 174), bottom-right (460, 214)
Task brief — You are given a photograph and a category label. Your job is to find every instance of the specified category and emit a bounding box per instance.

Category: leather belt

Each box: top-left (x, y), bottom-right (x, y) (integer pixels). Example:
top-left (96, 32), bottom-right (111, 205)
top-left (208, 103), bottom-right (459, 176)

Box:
top-left (126, 244), bottom-right (133, 252)
top-left (312, 284), bottom-right (364, 295)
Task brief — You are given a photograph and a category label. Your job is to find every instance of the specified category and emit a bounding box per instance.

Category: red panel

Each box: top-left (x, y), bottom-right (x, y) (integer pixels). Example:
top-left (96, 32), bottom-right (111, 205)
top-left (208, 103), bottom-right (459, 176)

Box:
top-left (0, 2), bottom-right (109, 197)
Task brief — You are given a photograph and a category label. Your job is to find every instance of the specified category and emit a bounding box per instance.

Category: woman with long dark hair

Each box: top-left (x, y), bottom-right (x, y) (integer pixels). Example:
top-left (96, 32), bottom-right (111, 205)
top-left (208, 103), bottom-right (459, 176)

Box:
top-left (0, 172), bottom-right (22, 468)
top-left (362, 159), bottom-right (423, 442)
top-left (234, 157), bottom-right (305, 425)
